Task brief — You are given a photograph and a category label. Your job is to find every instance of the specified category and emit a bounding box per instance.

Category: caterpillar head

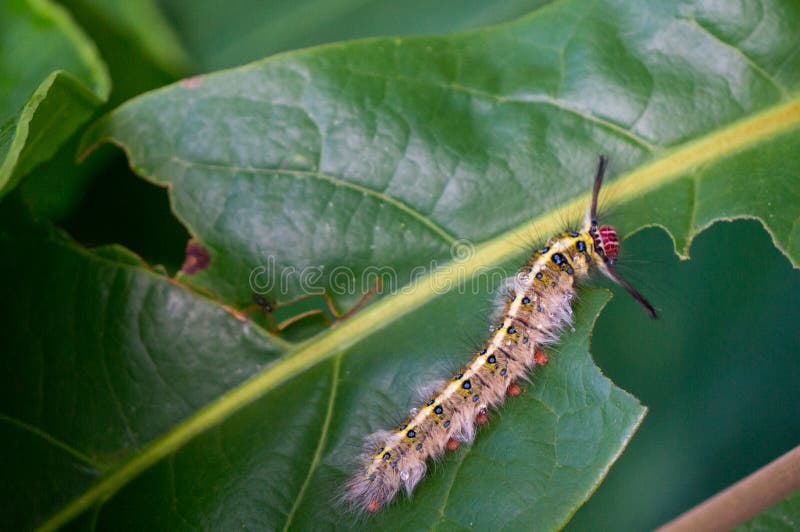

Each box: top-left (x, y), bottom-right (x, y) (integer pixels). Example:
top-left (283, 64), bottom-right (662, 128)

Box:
top-left (587, 156), bottom-right (657, 319)
top-left (589, 224), bottom-right (620, 263)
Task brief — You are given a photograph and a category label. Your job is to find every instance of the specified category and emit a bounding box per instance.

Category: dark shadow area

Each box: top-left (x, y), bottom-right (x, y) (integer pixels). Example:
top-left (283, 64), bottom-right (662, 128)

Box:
top-left (60, 145), bottom-right (190, 274)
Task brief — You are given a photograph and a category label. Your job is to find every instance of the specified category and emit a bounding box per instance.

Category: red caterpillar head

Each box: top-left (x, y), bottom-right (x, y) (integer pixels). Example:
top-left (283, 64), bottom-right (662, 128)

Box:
top-left (598, 225), bottom-right (619, 262)
top-left (587, 156), bottom-right (657, 319)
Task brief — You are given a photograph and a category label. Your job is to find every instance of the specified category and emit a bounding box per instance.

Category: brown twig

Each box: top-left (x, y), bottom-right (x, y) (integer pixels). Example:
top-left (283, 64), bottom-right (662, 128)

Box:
top-left (658, 444), bottom-right (800, 532)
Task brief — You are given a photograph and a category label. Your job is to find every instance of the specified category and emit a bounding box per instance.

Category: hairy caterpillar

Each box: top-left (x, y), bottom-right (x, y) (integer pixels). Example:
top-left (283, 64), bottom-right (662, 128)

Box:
top-left (344, 156), bottom-right (657, 513)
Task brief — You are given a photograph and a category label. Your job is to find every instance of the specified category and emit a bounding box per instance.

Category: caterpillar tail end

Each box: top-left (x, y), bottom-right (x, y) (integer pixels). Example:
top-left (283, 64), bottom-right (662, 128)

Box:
top-left (342, 460), bottom-right (400, 516)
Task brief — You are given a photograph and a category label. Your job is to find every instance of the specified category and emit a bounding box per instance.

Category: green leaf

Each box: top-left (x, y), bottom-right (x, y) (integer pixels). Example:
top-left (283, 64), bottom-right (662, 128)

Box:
top-left (6, 0), bottom-right (800, 529)
top-left (81, 0), bottom-right (800, 307)
top-left (1, 201), bottom-right (642, 530)
top-left (737, 491), bottom-right (800, 531)
top-left (0, 0), bottom-right (109, 199)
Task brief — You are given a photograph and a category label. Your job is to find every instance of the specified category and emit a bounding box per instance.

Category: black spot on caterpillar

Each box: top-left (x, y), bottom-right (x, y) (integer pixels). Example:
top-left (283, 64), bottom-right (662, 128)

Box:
top-left (344, 156), bottom-right (657, 513)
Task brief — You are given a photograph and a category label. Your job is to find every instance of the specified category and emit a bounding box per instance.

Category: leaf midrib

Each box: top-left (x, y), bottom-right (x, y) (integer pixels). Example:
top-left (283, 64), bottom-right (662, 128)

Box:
top-left (40, 96), bottom-right (800, 532)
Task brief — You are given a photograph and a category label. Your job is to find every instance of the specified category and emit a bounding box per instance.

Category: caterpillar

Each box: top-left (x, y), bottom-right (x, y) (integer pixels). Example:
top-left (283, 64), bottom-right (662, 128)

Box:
top-left (344, 156), bottom-right (657, 513)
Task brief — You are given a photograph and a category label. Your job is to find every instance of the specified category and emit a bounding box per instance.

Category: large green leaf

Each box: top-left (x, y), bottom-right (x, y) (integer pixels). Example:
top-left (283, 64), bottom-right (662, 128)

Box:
top-left (1, 201), bottom-right (642, 530)
top-left (0, 0), bottom-right (109, 199)
top-left (5, 0), bottom-right (800, 529)
top-left (81, 1), bottom-right (800, 312)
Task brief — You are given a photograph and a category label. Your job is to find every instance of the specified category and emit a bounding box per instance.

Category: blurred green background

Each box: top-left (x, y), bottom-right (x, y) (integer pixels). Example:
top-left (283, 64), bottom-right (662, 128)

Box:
top-left (16, 0), bottom-right (800, 529)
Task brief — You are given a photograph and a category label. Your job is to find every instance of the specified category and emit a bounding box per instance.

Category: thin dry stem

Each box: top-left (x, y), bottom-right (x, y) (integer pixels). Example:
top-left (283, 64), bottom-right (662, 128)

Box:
top-left (658, 444), bottom-right (800, 532)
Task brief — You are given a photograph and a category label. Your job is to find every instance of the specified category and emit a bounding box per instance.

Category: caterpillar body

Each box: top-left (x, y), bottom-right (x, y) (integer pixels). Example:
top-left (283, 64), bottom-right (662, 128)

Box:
top-left (344, 156), bottom-right (656, 513)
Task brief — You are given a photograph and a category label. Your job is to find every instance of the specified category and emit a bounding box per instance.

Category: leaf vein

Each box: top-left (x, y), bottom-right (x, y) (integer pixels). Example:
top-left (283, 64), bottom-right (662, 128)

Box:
top-left (435, 446), bottom-right (471, 527)
top-left (282, 354), bottom-right (341, 531)
top-left (685, 16), bottom-right (789, 100)
top-left (343, 66), bottom-right (658, 152)
top-left (169, 157), bottom-right (458, 245)
top-left (0, 412), bottom-right (103, 470)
